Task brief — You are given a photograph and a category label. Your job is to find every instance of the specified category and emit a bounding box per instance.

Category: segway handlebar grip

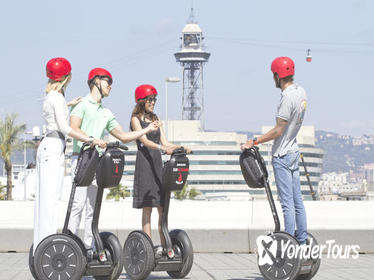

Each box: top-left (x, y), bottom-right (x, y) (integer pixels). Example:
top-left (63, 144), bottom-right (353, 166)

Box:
top-left (172, 146), bottom-right (185, 154)
top-left (242, 146), bottom-right (259, 153)
top-left (172, 146), bottom-right (193, 155)
top-left (106, 141), bottom-right (128, 151)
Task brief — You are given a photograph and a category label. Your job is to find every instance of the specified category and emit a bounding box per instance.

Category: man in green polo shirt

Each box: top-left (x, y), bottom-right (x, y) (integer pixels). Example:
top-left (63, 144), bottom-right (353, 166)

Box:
top-left (68, 67), bottom-right (159, 251)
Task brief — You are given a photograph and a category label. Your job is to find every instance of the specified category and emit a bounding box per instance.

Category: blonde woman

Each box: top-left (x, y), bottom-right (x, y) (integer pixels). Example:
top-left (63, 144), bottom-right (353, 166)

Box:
top-left (33, 57), bottom-right (105, 254)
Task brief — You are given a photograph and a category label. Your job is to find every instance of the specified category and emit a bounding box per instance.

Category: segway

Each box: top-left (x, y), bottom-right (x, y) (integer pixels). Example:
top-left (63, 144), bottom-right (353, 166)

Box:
top-left (240, 147), bottom-right (321, 280)
top-left (31, 141), bottom-right (128, 280)
top-left (123, 147), bottom-right (193, 280)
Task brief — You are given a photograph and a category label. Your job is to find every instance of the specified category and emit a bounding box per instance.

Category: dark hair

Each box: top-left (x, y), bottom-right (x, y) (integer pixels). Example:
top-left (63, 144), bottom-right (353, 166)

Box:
top-left (130, 100), bottom-right (158, 130)
top-left (281, 75), bottom-right (294, 83)
top-left (88, 77), bottom-right (97, 90)
top-left (88, 76), bottom-right (112, 90)
top-left (273, 73), bottom-right (294, 88)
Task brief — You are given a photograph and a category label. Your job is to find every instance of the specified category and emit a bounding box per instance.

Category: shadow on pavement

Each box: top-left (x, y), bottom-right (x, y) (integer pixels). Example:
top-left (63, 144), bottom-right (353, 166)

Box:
top-left (229, 276), bottom-right (263, 280)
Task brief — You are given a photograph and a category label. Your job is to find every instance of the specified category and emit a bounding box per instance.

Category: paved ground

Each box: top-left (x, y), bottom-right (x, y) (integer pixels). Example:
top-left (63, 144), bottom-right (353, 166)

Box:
top-left (1, 253), bottom-right (373, 280)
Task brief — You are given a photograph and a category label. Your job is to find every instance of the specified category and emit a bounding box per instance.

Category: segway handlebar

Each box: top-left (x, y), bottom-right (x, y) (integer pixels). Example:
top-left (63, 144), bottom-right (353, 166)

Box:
top-left (106, 141), bottom-right (128, 151)
top-left (172, 146), bottom-right (193, 155)
top-left (241, 146), bottom-right (259, 153)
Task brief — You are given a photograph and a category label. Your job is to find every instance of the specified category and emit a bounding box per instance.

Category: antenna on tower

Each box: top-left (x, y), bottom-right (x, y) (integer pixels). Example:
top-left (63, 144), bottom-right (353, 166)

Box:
top-left (187, 5), bottom-right (196, 24)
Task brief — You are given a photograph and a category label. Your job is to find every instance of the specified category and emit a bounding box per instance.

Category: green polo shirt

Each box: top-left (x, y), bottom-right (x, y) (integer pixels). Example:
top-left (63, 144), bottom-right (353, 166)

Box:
top-left (70, 94), bottom-right (119, 153)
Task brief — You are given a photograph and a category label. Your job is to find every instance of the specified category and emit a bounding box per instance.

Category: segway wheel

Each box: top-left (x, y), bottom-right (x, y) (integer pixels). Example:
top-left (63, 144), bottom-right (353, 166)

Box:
top-left (29, 244), bottom-right (37, 279)
top-left (34, 234), bottom-right (86, 280)
top-left (296, 233), bottom-right (321, 280)
top-left (94, 232), bottom-right (124, 280)
top-left (166, 229), bottom-right (194, 279)
top-left (257, 232), bottom-right (302, 280)
top-left (123, 231), bottom-right (154, 280)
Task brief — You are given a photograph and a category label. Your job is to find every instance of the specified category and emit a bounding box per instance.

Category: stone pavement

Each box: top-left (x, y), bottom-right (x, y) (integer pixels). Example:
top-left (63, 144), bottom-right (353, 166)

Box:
top-left (0, 253), bottom-right (373, 280)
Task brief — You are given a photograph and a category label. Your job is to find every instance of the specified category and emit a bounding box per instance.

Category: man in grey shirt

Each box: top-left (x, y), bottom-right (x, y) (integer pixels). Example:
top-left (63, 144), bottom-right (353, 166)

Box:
top-left (241, 56), bottom-right (308, 244)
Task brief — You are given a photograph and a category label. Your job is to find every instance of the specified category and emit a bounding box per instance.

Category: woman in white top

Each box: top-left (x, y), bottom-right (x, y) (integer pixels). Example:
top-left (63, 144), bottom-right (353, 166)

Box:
top-left (33, 57), bottom-right (105, 253)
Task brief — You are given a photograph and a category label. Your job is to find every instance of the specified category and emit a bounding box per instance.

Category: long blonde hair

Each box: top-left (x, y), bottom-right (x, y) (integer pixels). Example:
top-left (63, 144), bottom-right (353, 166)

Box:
top-left (45, 73), bottom-right (72, 94)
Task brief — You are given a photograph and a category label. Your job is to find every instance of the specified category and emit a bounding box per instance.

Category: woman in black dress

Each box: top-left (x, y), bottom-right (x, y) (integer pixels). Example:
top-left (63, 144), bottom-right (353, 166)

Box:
top-left (130, 84), bottom-right (187, 256)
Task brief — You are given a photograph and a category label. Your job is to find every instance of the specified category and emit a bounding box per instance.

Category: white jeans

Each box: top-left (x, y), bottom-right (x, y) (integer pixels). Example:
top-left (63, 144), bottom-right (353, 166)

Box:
top-left (33, 137), bottom-right (65, 254)
top-left (68, 155), bottom-right (98, 249)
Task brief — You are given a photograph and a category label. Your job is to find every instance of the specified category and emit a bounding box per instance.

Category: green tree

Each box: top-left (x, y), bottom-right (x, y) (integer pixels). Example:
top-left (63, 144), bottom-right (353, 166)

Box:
top-left (0, 184), bottom-right (6, 200)
top-left (106, 183), bottom-right (130, 201)
top-left (174, 184), bottom-right (189, 200)
top-left (188, 187), bottom-right (200, 199)
top-left (0, 114), bottom-right (26, 200)
top-left (174, 183), bottom-right (201, 200)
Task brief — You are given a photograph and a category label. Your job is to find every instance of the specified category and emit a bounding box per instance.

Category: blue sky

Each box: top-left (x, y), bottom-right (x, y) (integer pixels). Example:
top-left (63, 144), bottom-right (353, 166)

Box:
top-left (0, 0), bottom-right (373, 136)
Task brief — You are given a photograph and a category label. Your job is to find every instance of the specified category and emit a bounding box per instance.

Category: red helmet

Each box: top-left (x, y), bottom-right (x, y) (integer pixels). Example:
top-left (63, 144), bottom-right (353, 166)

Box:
top-left (46, 57), bottom-right (72, 81)
top-left (88, 68), bottom-right (113, 85)
top-left (271, 57), bottom-right (295, 78)
top-left (135, 84), bottom-right (158, 102)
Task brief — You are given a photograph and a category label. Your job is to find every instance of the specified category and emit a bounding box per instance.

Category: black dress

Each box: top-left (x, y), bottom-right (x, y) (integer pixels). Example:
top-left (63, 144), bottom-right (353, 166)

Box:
top-left (132, 118), bottom-right (163, 209)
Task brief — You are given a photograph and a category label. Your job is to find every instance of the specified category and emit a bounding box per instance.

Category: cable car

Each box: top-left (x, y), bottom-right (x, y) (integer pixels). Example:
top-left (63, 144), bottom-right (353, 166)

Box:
top-left (306, 49), bottom-right (312, 62)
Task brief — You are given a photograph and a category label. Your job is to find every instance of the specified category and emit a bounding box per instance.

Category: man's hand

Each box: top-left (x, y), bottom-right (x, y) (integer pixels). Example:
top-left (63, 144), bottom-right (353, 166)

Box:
top-left (67, 96), bottom-right (82, 107)
top-left (146, 121), bottom-right (160, 132)
top-left (240, 139), bottom-right (254, 151)
top-left (93, 139), bottom-right (107, 149)
top-left (184, 147), bottom-right (192, 154)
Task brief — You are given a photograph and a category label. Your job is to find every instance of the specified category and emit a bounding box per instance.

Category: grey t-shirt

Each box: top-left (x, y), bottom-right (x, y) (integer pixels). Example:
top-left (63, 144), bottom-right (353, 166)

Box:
top-left (272, 84), bottom-right (307, 157)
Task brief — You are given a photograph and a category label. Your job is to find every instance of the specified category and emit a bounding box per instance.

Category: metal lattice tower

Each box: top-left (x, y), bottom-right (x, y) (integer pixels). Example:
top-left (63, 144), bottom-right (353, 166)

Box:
top-left (174, 8), bottom-right (210, 121)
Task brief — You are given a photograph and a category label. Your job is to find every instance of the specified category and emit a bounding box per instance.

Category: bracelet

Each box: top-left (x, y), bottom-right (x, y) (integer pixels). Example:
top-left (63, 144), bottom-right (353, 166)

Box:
top-left (252, 137), bottom-right (259, 146)
top-left (159, 144), bottom-right (167, 155)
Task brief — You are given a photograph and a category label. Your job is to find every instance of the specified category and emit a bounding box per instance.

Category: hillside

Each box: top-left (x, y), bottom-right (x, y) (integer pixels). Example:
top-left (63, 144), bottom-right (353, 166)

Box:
top-left (316, 131), bottom-right (374, 173)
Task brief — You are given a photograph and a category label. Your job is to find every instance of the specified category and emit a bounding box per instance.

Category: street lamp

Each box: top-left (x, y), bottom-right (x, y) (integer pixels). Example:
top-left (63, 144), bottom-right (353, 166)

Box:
top-left (165, 77), bottom-right (181, 138)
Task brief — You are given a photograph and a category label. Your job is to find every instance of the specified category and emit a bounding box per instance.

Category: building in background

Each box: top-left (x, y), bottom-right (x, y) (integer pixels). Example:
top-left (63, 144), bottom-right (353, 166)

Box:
top-left (363, 163), bottom-right (374, 184)
top-left (121, 121), bottom-right (323, 201)
top-left (318, 172), bottom-right (367, 200)
top-left (9, 122), bottom-right (323, 201)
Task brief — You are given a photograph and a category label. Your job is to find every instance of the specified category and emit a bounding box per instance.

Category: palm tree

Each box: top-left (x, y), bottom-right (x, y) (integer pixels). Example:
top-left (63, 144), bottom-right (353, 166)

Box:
top-left (0, 114), bottom-right (26, 200)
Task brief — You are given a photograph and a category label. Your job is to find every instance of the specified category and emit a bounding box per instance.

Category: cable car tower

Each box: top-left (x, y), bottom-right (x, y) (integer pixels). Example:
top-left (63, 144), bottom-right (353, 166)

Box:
top-left (174, 8), bottom-right (210, 121)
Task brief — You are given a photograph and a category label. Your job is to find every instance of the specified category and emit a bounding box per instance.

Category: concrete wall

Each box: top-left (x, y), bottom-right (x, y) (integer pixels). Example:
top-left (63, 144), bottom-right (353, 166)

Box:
top-left (0, 200), bottom-right (373, 253)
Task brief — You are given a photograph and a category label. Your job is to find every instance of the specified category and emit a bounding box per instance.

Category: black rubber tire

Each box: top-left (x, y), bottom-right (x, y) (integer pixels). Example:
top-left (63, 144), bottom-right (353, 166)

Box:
top-left (258, 232), bottom-right (302, 280)
top-left (166, 229), bottom-right (194, 279)
top-left (94, 232), bottom-right (124, 280)
top-left (29, 244), bottom-right (37, 279)
top-left (123, 231), bottom-right (154, 280)
top-left (295, 233), bottom-right (321, 280)
top-left (34, 234), bottom-right (86, 280)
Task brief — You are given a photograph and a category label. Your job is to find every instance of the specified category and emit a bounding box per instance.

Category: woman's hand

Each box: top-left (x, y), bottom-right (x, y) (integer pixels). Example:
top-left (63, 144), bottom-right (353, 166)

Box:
top-left (184, 147), bottom-right (192, 154)
top-left (147, 121), bottom-right (160, 132)
top-left (93, 139), bottom-right (107, 149)
top-left (162, 145), bottom-right (175, 155)
top-left (67, 96), bottom-right (82, 107)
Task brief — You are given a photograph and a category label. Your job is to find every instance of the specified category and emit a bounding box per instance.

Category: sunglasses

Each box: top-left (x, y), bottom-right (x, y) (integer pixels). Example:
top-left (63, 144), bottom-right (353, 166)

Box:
top-left (146, 97), bottom-right (157, 103)
top-left (101, 78), bottom-right (112, 86)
